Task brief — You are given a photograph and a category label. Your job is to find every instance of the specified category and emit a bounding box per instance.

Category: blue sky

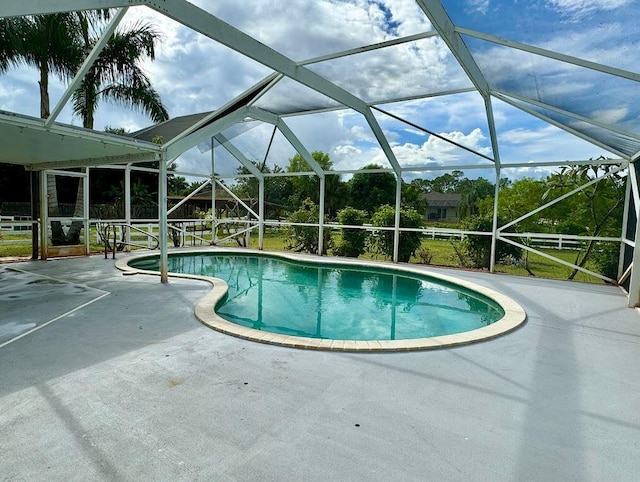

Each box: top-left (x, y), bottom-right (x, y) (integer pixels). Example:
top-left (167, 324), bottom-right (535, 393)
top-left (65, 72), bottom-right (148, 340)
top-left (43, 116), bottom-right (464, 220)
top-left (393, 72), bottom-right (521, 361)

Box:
top-left (1, 0), bottom-right (635, 181)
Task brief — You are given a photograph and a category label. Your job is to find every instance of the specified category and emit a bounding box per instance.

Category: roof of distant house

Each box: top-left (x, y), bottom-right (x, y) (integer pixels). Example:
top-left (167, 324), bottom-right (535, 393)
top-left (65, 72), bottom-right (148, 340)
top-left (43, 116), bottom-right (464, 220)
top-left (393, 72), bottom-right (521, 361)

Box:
top-left (423, 192), bottom-right (461, 208)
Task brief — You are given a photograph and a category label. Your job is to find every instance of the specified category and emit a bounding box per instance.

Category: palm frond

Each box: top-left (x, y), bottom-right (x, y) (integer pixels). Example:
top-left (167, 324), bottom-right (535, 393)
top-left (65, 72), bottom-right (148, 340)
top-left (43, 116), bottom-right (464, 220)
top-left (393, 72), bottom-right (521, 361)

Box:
top-left (101, 82), bottom-right (169, 123)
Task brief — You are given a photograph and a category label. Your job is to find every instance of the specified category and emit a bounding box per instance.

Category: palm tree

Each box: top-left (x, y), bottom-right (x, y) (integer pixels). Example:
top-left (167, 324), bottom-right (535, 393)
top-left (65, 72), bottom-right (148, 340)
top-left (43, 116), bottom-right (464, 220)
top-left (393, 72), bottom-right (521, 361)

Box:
top-left (67, 18), bottom-right (169, 244)
top-left (0, 12), bottom-right (169, 246)
top-left (72, 20), bottom-right (169, 129)
top-left (0, 13), bottom-right (85, 250)
top-left (0, 14), bottom-right (83, 119)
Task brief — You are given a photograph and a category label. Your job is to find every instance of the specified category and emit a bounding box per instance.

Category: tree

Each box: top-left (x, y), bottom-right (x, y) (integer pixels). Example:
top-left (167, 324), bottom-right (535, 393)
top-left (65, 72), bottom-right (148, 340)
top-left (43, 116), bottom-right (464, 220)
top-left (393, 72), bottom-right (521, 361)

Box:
top-left (347, 164), bottom-right (396, 214)
top-left (72, 20), bottom-right (168, 129)
top-left (287, 151), bottom-right (345, 216)
top-left (401, 181), bottom-right (428, 213)
top-left (481, 178), bottom-right (550, 233)
top-left (68, 18), bottom-right (168, 241)
top-left (428, 170), bottom-right (464, 193)
top-left (0, 13), bottom-right (168, 246)
top-left (1, 13), bottom-right (85, 241)
top-left (369, 204), bottom-right (423, 262)
top-left (456, 177), bottom-right (494, 218)
top-left (545, 163), bottom-right (625, 279)
top-left (0, 13), bottom-right (82, 119)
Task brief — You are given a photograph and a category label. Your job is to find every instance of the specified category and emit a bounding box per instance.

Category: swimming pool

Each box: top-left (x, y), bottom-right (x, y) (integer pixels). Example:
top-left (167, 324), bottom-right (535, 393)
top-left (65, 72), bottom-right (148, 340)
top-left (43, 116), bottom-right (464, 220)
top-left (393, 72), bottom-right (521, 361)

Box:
top-left (119, 249), bottom-right (526, 351)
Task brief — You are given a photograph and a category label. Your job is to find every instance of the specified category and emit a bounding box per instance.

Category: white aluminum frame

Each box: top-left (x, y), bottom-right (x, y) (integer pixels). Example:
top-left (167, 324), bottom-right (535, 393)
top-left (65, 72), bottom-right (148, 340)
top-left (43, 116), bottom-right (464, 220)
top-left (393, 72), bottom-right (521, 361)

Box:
top-left (2, 0), bottom-right (639, 305)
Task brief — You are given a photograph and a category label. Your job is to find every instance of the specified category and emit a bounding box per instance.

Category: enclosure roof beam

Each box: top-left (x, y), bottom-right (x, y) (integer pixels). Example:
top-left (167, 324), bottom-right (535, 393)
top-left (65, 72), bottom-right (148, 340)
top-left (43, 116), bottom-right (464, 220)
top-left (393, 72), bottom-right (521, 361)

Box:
top-left (28, 152), bottom-right (158, 170)
top-left (46, 8), bottom-right (129, 127)
top-left (162, 73), bottom-right (279, 156)
top-left (247, 107), bottom-right (325, 178)
top-left (492, 89), bottom-right (640, 142)
top-left (299, 31), bottom-right (439, 66)
top-left (147, 0), bottom-right (403, 176)
top-left (214, 133), bottom-right (264, 180)
top-left (0, 0), bottom-right (142, 17)
top-left (415, 0), bottom-right (490, 96)
top-left (150, 0), bottom-right (370, 114)
top-left (484, 96), bottom-right (501, 168)
top-left (457, 26), bottom-right (640, 84)
top-left (492, 92), bottom-right (629, 159)
top-left (165, 107), bottom-right (250, 161)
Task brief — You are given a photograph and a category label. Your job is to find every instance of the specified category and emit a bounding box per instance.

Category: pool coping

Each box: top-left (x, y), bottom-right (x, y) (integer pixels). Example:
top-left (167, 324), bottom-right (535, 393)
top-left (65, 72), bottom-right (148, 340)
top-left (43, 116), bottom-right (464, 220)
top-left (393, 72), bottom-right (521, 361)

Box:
top-left (115, 248), bottom-right (527, 352)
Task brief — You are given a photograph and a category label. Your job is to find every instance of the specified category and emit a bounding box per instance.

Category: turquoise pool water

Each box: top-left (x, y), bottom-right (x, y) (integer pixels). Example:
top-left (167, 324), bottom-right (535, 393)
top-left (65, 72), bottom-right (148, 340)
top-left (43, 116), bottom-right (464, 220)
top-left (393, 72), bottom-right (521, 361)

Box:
top-left (131, 253), bottom-right (504, 341)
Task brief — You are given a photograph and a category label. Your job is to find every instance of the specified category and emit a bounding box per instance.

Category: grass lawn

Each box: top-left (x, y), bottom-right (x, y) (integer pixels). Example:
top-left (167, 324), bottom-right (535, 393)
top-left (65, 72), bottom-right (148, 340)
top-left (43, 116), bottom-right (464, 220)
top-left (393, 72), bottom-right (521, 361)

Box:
top-left (2, 227), bottom-right (607, 284)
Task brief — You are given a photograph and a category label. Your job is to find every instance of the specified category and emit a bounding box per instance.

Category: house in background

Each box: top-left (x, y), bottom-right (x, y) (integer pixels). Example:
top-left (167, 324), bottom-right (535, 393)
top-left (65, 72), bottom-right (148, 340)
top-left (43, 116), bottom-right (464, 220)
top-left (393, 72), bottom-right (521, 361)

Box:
top-left (424, 192), bottom-right (461, 222)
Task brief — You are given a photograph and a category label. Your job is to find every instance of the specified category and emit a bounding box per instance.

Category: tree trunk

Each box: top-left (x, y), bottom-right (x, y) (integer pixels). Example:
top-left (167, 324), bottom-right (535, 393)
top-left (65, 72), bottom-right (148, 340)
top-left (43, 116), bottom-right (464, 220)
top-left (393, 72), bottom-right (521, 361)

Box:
top-left (38, 61), bottom-right (50, 119)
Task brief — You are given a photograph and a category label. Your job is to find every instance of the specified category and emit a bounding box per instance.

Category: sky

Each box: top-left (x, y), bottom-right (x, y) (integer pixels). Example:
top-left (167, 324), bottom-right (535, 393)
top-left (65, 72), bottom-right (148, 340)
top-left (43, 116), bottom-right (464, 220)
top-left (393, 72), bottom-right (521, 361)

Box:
top-left (1, 0), bottom-right (637, 183)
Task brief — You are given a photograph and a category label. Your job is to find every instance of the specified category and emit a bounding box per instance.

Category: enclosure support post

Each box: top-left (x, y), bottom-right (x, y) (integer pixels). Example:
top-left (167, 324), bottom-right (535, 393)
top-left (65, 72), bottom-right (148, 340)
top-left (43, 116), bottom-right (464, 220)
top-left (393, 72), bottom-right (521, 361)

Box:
top-left (318, 176), bottom-right (326, 256)
top-left (159, 155), bottom-right (168, 283)
top-left (618, 171), bottom-right (632, 279)
top-left (84, 168), bottom-right (90, 256)
top-left (393, 175), bottom-right (402, 263)
top-left (490, 164), bottom-right (500, 272)
top-left (39, 171), bottom-right (48, 260)
top-left (124, 163), bottom-right (132, 250)
top-left (30, 171), bottom-right (39, 259)
top-left (485, 96), bottom-right (502, 273)
top-left (211, 140), bottom-right (216, 245)
top-left (259, 177), bottom-right (265, 250)
top-left (628, 162), bottom-right (640, 306)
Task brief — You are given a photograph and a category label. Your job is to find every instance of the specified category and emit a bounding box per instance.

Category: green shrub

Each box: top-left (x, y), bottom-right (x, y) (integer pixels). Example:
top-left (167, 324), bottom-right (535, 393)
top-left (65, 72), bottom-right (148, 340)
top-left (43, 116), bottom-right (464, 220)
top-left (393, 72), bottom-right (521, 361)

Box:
top-left (455, 214), bottom-right (522, 269)
top-left (415, 244), bottom-right (434, 264)
top-left (333, 206), bottom-right (368, 257)
top-left (593, 241), bottom-right (620, 280)
top-left (285, 198), bottom-right (332, 254)
top-left (368, 204), bottom-right (423, 262)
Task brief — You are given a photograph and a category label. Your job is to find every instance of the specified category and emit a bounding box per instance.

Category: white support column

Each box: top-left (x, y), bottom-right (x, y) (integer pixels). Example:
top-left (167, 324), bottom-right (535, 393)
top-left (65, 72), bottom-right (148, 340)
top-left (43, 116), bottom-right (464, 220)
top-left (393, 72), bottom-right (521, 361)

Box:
top-left (159, 155), bottom-right (168, 283)
top-left (393, 174), bottom-right (402, 263)
top-left (259, 177), bottom-right (265, 250)
top-left (84, 168), bottom-right (90, 255)
top-left (39, 170), bottom-right (48, 260)
top-left (618, 171), bottom-right (632, 279)
top-left (628, 162), bottom-right (640, 306)
top-left (627, 220), bottom-right (640, 307)
top-left (490, 165), bottom-right (501, 272)
top-left (211, 142), bottom-right (216, 245)
top-left (485, 96), bottom-right (502, 273)
top-left (318, 176), bottom-right (326, 256)
top-left (124, 163), bottom-right (131, 250)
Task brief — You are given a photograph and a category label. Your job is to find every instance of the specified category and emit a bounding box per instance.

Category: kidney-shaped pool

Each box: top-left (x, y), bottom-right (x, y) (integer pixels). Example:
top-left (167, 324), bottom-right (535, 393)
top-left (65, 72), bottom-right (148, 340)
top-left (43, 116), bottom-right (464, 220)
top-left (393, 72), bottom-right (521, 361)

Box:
top-left (121, 250), bottom-right (526, 351)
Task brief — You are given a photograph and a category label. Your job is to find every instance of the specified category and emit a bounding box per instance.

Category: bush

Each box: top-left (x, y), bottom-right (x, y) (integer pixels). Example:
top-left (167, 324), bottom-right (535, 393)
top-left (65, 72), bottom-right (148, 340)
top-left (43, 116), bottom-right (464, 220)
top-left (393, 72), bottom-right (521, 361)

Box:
top-left (368, 204), bottom-right (423, 262)
top-left (284, 198), bottom-right (332, 254)
top-left (333, 207), bottom-right (368, 257)
top-left (456, 214), bottom-right (521, 269)
top-left (593, 241), bottom-right (620, 280)
top-left (415, 244), bottom-right (434, 264)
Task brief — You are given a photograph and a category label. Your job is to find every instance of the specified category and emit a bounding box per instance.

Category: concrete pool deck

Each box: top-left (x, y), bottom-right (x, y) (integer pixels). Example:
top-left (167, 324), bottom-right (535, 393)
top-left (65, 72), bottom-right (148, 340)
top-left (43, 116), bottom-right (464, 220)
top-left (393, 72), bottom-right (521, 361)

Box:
top-left (1, 249), bottom-right (640, 480)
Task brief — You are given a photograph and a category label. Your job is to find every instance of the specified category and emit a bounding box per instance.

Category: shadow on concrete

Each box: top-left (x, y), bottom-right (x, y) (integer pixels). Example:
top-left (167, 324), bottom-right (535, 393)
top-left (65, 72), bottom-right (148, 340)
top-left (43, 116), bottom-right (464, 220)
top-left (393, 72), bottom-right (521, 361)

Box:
top-left (0, 258), bottom-right (211, 398)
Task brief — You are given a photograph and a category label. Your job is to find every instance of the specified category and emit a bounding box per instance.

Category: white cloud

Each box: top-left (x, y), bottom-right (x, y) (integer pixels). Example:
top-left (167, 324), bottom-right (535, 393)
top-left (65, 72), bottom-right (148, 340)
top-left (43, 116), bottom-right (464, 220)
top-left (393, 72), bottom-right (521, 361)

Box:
top-left (590, 108), bottom-right (628, 124)
top-left (370, 128), bottom-right (491, 168)
top-left (466, 0), bottom-right (490, 15)
top-left (0, 0), bottom-right (632, 183)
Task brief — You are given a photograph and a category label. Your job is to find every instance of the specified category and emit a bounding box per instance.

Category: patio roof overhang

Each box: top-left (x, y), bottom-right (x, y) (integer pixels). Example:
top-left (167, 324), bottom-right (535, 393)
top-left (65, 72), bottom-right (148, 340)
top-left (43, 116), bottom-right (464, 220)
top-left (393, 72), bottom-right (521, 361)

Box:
top-left (0, 111), bottom-right (161, 170)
